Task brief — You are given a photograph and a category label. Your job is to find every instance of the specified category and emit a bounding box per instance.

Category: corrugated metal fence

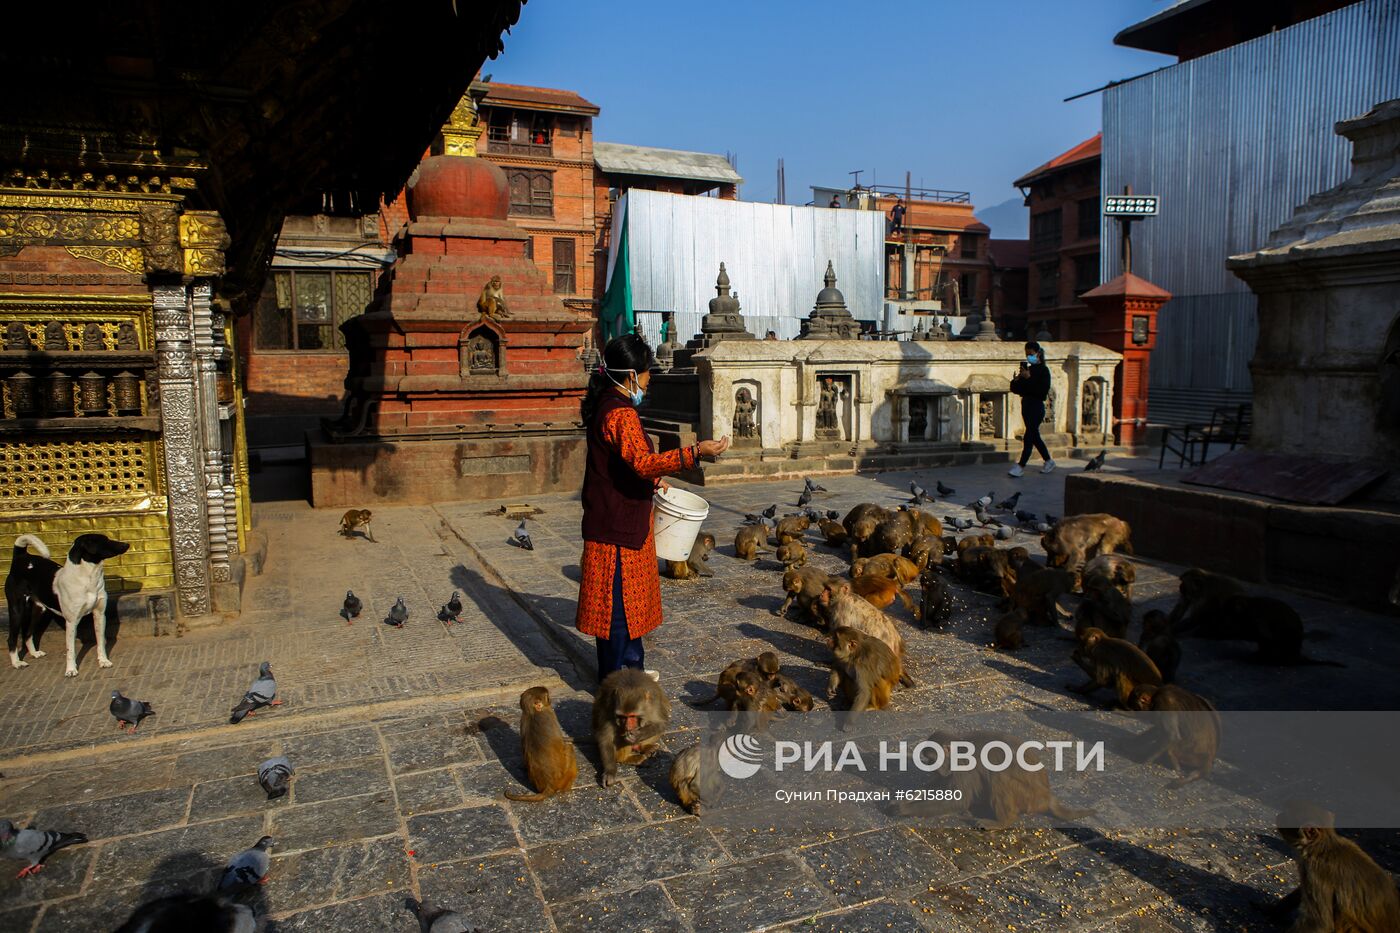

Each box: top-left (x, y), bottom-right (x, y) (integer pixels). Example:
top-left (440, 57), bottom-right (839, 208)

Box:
top-left (1102, 0), bottom-right (1400, 423)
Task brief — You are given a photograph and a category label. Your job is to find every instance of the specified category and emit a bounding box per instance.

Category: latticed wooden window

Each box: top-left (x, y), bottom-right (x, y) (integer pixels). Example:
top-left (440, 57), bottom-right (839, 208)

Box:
top-left (0, 437), bottom-right (152, 503)
top-left (552, 237), bottom-right (575, 294)
top-left (253, 270), bottom-right (374, 351)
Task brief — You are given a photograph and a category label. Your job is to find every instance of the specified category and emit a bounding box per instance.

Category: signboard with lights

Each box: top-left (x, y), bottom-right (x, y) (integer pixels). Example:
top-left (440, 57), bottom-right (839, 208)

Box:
top-left (1104, 195), bottom-right (1159, 217)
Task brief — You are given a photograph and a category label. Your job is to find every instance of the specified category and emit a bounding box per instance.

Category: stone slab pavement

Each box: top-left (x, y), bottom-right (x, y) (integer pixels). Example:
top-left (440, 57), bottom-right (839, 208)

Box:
top-left (1, 454), bottom-right (1397, 931)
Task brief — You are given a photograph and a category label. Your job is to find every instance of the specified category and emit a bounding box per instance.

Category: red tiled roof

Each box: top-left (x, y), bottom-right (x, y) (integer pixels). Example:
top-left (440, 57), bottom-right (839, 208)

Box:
top-left (1013, 134), bottom-right (1102, 189)
top-left (1081, 271), bottom-right (1172, 300)
top-left (988, 238), bottom-right (1030, 268)
top-left (482, 82), bottom-right (600, 115)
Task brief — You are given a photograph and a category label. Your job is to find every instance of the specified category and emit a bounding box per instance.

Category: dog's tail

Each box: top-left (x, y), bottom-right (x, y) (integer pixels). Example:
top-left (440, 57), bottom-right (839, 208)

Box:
top-left (13, 534), bottom-right (49, 561)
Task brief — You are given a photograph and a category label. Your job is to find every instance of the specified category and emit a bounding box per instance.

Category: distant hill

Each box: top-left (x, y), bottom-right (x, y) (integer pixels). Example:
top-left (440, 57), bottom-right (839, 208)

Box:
top-left (977, 197), bottom-right (1028, 239)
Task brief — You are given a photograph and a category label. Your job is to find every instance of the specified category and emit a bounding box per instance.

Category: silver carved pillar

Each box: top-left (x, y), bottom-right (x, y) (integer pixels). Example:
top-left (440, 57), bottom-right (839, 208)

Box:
top-left (191, 284), bottom-right (231, 584)
top-left (153, 284), bottom-right (212, 616)
top-left (211, 306), bottom-right (240, 558)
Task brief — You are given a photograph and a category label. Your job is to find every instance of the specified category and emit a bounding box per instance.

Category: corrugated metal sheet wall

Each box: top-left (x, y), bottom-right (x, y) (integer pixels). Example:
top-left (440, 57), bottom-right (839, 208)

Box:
top-left (1102, 0), bottom-right (1400, 423)
top-left (611, 189), bottom-right (886, 336)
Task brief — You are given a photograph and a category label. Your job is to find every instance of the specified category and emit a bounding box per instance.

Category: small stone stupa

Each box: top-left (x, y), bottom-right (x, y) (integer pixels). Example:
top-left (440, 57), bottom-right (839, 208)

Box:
top-left (798, 261), bottom-right (859, 339)
top-left (672, 262), bottom-right (754, 368)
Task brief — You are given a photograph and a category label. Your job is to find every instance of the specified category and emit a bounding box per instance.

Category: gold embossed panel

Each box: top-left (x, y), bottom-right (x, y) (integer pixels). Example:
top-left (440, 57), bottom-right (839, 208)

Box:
top-left (0, 436), bottom-right (159, 508)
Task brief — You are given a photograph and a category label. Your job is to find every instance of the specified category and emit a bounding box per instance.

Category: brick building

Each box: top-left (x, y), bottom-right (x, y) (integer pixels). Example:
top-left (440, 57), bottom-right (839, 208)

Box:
top-left (1013, 133), bottom-right (1102, 340)
top-left (988, 238), bottom-right (1030, 340)
top-left (477, 83), bottom-right (601, 316)
top-left (874, 192), bottom-right (991, 314)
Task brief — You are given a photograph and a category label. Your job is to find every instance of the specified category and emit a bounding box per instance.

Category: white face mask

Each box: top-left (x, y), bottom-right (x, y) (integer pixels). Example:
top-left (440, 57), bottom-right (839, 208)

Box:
top-left (607, 368), bottom-right (646, 406)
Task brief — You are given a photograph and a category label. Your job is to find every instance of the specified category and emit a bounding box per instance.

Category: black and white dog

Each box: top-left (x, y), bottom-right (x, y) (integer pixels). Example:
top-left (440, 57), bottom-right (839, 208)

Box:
top-left (5, 533), bottom-right (130, 676)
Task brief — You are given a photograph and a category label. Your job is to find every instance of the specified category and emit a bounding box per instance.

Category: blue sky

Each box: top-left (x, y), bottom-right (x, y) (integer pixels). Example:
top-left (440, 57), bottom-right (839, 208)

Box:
top-left (488, 0), bottom-right (1173, 236)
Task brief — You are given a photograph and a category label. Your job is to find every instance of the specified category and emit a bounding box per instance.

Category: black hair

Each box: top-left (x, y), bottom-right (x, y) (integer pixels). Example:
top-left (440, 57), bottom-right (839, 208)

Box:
top-left (581, 332), bottom-right (655, 423)
top-left (1024, 340), bottom-right (1044, 357)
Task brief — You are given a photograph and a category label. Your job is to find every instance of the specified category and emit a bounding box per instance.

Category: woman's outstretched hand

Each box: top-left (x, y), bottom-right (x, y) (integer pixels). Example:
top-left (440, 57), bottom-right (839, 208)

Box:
top-left (698, 436), bottom-right (731, 460)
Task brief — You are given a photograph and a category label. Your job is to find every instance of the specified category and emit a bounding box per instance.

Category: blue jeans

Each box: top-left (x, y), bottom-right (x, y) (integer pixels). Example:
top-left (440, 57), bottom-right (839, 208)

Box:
top-left (596, 547), bottom-right (644, 681)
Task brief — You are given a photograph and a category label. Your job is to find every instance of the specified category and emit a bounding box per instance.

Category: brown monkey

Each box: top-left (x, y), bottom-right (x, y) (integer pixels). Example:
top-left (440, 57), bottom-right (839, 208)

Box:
top-left (1138, 609), bottom-right (1181, 682)
top-left (665, 532), bottom-right (716, 579)
top-left (769, 673), bottom-right (814, 711)
top-left (774, 515), bottom-right (810, 546)
top-left (905, 534), bottom-right (945, 573)
top-left (1081, 553), bottom-right (1135, 600)
top-left (819, 579), bottom-right (915, 687)
top-left (670, 740), bottom-right (723, 815)
top-left (1005, 545), bottom-right (1030, 567)
top-left (1125, 683), bottom-right (1219, 788)
top-left (956, 534), bottom-right (995, 555)
top-left (993, 611), bottom-right (1025, 650)
top-left (503, 686), bottom-right (578, 802)
top-left (920, 570), bottom-right (952, 629)
top-left (1073, 575), bottom-right (1133, 640)
top-left (1041, 513), bottom-right (1132, 571)
top-left (777, 566), bottom-right (838, 623)
top-left (1069, 627), bottom-right (1163, 707)
top-left (818, 518), bottom-right (848, 547)
top-left (701, 652), bottom-right (782, 707)
top-left (339, 508), bottom-right (375, 542)
top-left (476, 274), bottom-right (511, 318)
top-left (852, 553), bottom-right (919, 585)
top-left (955, 545), bottom-right (1018, 598)
top-left (867, 516), bottom-right (915, 557)
top-left (776, 540), bottom-right (807, 568)
top-left (940, 534), bottom-right (958, 554)
top-left (852, 572), bottom-right (918, 618)
top-left (1010, 566), bottom-right (1077, 627)
top-left (899, 507), bottom-right (943, 540)
top-left (728, 669), bottom-right (785, 730)
top-left (1224, 594), bottom-right (1346, 667)
top-left (734, 525), bottom-right (772, 561)
top-left (1167, 568), bottom-right (1245, 636)
top-left (1266, 799), bottom-right (1400, 931)
top-left (843, 503), bottom-right (891, 561)
top-left (826, 626), bottom-right (900, 727)
top-left (592, 669), bottom-right (671, 786)
top-left (895, 730), bottom-right (1095, 828)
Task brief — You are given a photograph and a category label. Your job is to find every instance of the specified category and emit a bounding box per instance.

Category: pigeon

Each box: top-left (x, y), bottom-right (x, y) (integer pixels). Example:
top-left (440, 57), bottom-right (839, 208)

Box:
top-left (935, 480), bottom-right (955, 497)
top-left (973, 492), bottom-right (994, 509)
top-left (218, 836), bottom-right (274, 892)
top-left (341, 590), bottom-right (362, 624)
top-left (945, 515), bottom-right (973, 532)
top-left (995, 491), bottom-right (1022, 511)
top-left (974, 506), bottom-right (1002, 527)
top-left (229, 662), bottom-right (279, 724)
top-left (1014, 509), bottom-right (1038, 524)
top-left (908, 482), bottom-right (931, 505)
top-left (993, 525), bottom-right (1015, 541)
top-left (826, 509), bottom-right (840, 521)
top-left (438, 591), bottom-right (463, 625)
top-left (0, 819), bottom-right (87, 878)
top-left (1085, 450), bottom-right (1107, 472)
top-left (803, 508), bottom-right (824, 523)
top-left (761, 504), bottom-right (778, 520)
top-left (257, 756), bottom-right (294, 801)
top-left (1044, 513), bottom-right (1059, 525)
top-left (406, 897), bottom-right (481, 933)
top-left (797, 488), bottom-right (813, 507)
top-left (1034, 522), bottom-right (1053, 533)
top-left (109, 690), bottom-right (154, 734)
top-left (387, 597), bottom-right (409, 628)
top-left (511, 519), bottom-right (533, 551)
top-left (742, 513), bottom-right (766, 526)
top-left (803, 477), bottom-right (827, 493)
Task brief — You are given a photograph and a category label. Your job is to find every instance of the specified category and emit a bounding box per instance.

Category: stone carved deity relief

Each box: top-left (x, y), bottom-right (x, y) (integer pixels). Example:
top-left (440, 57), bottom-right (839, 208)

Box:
top-left (733, 386), bottom-right (758, 443)
top-left (1082, 379), bottom-right (1103, 431)
top-left (815, 375), bottom-right (851, 440)
top-left (463, 326), bottom-right (500, 376)
top-left (1043, 387), bottom-right (1056, 428)
top-left (979, 398), bottom-right (996, 437)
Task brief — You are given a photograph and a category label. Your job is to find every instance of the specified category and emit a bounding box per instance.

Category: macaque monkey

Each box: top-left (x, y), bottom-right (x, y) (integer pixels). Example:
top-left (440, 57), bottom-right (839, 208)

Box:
top-left (665, 532), bottom-right (715, 580)
top-left (776, 540), bottom-right (807, 568)
top-left (339, 508), bottom-right (374, 542)
top-left (734, 525), bottom-right (771, 561)
top-left (476, 274), bottom-right (510, 318)
top-left (728, 669), bottom-right (784, 731)
top-left (920, 570), bottom-right (952, 629)
top-left (955, 546), bottom-right (1018, 598)
top-left (993, 611), bottom-right (1025, 650)
top-left (956, 534), bottom-right (995, 555)
top-left (1081, 553), bottom-right (1135, 601)
top-left (670, 739), bottom-right (724, 816)
top-left (817, 518), bottom-right (848, 547)
top-left (774, 515), bottom-right (810, 546)
top-left (592, 669), bottom-right (670, 786)
top-left (905, 534), bottom-right (944, 573)
top-left (777, 566), bottom-right (837, 624)
top-left (826, 626), bottom-right (900, 728)
top-left (1126, 683), bottom-right (1219, 787)
top-left (768, 673), bottom-right (814, 711)
top-left (700, 652), bottom-right (782, 708)
top-left (1073, 575), bottom-right (1133, 640)
top-left (1167, 568), bottom-right (1245, 636)
top-left (852, 554), bottom-right (920, 585)
top-left (1138, 609), bottom-right (1181, 683)
top-left (1225, 595), bottom-right (1346, 667)
top-left (867, 516), bottom-right (915, 557)
top-left (898, 507), bottom-right (943, 540)
top-left (819, 579), bottom-right (915, 687)
top-left (1266, 799), bottom-right (1400, 931)
top-left (504, 686), bottom-right (578, 802)
top-left (852, 572), bottom-right (917, 618)
top-left (843, 503), bottom-right (892, 562)
top-left (1041, 514), bottom-right (1132, 572)
top-left (1010, 567), bottom-right (1077, 627)
top-left (1070, 627), bottom-right (1163, 707)
top-left (895, 730), bottom-right (1095, 829)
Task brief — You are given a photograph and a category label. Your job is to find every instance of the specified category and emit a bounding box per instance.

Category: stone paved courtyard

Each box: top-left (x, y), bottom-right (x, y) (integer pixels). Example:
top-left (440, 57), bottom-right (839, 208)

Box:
top-left (2, 456), bottom-right (1398, 931)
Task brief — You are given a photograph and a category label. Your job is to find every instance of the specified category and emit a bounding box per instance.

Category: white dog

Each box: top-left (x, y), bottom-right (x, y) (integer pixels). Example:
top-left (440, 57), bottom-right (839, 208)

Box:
top-left (5, 533), bottom-right (130, 676)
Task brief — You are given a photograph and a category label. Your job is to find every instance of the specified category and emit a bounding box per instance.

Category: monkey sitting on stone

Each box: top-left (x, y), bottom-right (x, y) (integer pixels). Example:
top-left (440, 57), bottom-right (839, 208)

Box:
top-left (1125, 683), bottom-right (1218, 788)
top-left (826, 626), bottom-right (901, 729)
top-left (768, 673), bottom-right (814, 711)
top-left (734, 525), bottom-right (772, 562)
top-left (1069, 627), bottom-right (1163, 708)
top-left (503, 686), bottom-right (578, 802)
top-left (339, 508), bottom-right (374, 542)
top-left (476, 274), bottom-right (510, 318)
top-left (665, 532), bottom-right (716, 580)
top-left (1264, 799), bottom-right (1400, 931)
top-left (698, 652), bottom-right (782, 709)
top-left (920, 570), bottom-right (953, 630)
top-left (851, 553), bottom-right (919, 585)
top-left (1137, 609), bottom-right (1181, 683)
top-left (774, 515), bottom-right (810, 546)
top-left (818, 517), bottom-right (848, 547)
top-left (1073, 574), bottom-right (1133, 640)
top-left (993, 611), bottom-right (1025, 650)
top-left (1010, 566), bottom-right (1077, 628)
top-left (776, 540), bottom-right (807, 568)
top-left (592, 669), bottom-right (670, 786)
top-left (670, 737), bottom-right (724, 816)
top-left (777, 566), bottom-right (837, 624)
top-left (727, 669), bottom-right (785, 731)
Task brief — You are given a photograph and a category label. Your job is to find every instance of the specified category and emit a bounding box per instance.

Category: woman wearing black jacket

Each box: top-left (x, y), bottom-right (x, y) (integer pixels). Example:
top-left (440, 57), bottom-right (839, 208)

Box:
top-left (1008, 341), bottom-right (1055, 477)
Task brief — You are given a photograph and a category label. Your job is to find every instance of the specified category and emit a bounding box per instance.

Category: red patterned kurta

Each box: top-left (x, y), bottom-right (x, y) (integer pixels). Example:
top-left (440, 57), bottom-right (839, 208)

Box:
top-left (575, 405), bottom-right (697, 639)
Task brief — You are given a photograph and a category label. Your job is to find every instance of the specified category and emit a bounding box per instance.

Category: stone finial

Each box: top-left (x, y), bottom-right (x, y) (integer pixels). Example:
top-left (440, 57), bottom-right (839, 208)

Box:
top-left (823, 260), bottom-right (836, 290)
top-left (716, 262), bottom-right (731, 295)
top-left (799, 260), bottom-right (858, 339)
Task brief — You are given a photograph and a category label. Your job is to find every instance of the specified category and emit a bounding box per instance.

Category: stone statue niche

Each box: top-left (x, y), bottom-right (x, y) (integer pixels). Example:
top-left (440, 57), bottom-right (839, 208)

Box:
top-left (908, 397), bottom-right (928, 440)
top-left (732, 384), bottom-right (760, 446)
top-left (462, 326), bottom-right (500, 376)
top-left (979, 397), bottom-right (1001, 438)
top-left (1081, 378), bottom-right (1105, 433)
top-left (815, 375), bottom-right (851, 441)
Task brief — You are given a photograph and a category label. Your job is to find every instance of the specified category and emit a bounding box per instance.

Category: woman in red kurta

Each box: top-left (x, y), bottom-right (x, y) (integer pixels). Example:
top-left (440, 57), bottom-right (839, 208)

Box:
top-left (576, 333), bottom-right (730, 680)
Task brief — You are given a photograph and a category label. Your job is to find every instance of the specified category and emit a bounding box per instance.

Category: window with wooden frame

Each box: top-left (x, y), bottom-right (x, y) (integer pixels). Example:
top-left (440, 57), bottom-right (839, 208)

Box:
top-left (1031, 208), bottom-right (1062, 254)
top-left (960, 234), bottom-right (978, 260)
top-left (1074, 253), bottom-right (1100, 295)
top-left (483, 108), bottom-right (553, 156)
top-left (508, 170), bottom-right (554, 217)
top-left (252, 270), bottom-right (375, 351)
top-left (552, 238), bottom-right (576, 295)
top-left (1036, 261), bottom-right (1060, 308)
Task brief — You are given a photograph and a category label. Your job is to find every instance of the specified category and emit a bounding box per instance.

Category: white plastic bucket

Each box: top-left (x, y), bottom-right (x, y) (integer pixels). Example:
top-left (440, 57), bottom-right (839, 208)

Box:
top-left (652, 486), bottom-right (710, 562)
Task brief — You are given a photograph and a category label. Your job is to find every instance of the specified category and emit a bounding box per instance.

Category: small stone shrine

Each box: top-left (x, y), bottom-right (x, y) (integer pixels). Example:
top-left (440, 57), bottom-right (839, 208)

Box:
top-left (671, 262), bottom-right (755, 369)
top-left (798, 261), bottom-right (860, 339)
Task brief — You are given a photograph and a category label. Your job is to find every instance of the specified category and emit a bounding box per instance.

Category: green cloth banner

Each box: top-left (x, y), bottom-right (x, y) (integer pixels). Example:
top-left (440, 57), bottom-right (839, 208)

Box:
top-left (599, 202), bottom-right (634, 340)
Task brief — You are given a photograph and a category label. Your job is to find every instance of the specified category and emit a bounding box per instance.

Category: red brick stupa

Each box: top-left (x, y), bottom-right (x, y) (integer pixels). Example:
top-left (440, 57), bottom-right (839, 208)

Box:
top-left (309, 152), bottom-right (593, 505)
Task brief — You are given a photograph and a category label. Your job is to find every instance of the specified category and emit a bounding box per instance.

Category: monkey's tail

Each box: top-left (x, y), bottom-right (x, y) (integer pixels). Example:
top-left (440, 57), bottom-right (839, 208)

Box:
top-left (1048, 798), bottom-right (1095, 823)
top-left (503, 788), bottom-right (551, 802)
top-left (898, 671), bottom-right (916, 688)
